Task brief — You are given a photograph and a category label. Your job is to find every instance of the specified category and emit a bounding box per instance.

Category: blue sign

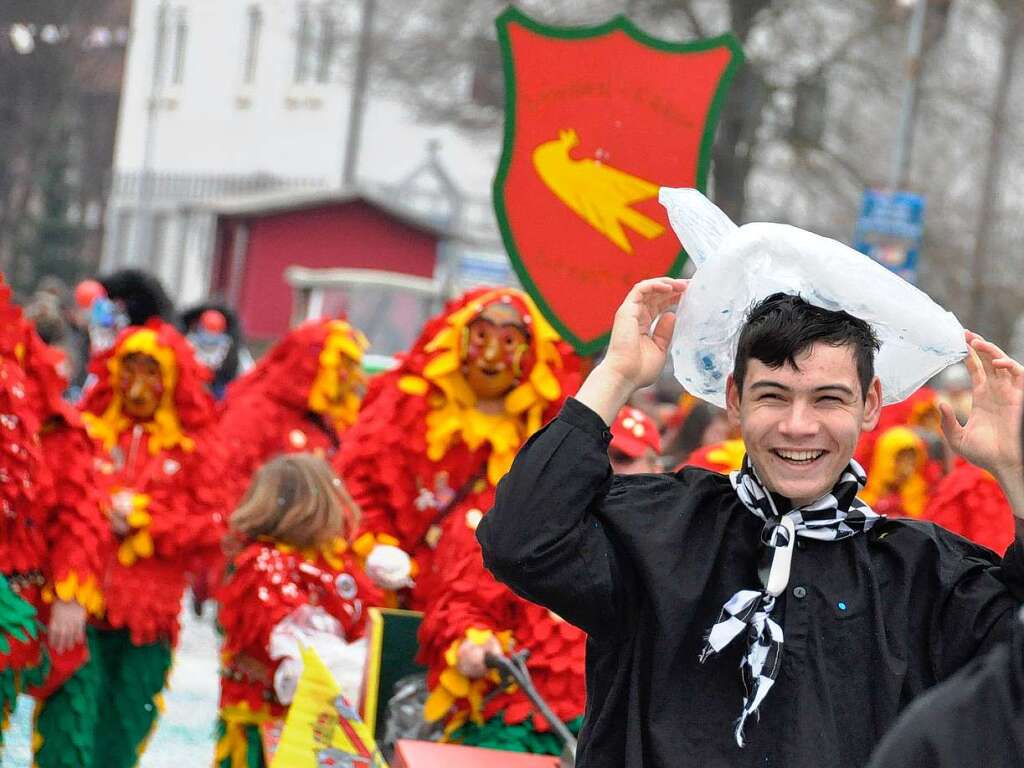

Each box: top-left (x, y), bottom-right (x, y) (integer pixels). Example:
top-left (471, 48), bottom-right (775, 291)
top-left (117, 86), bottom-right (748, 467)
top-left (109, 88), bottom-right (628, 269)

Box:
top-left (456, 249), bottom-right (518, 290)
top-left (852, 189), bottom-right (925, 283)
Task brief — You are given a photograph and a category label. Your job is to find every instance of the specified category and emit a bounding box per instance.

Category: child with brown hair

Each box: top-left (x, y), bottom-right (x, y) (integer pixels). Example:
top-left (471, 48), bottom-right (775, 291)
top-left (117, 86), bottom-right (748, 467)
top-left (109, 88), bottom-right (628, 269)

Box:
top-left (215, 453), bottom-right (377, 768)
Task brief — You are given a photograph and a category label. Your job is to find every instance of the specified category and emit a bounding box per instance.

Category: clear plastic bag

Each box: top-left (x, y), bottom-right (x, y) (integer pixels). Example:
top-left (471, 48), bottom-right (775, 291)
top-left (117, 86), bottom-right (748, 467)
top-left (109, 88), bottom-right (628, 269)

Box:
top-left (659, 188), bottom-right (967, 407)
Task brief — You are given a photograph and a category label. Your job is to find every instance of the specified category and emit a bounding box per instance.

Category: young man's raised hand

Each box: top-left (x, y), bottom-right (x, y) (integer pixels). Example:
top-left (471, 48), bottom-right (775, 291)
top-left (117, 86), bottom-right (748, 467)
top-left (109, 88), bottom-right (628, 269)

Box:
top-left (940, 331), bottom-right (1024, 518)
top-left (577, 278), bottom-right (688, 424)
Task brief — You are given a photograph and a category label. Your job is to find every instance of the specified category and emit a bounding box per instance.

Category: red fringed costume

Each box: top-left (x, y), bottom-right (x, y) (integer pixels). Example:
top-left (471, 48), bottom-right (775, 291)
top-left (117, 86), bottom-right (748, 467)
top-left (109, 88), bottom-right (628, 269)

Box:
top-left (210, 319), bottom-right (368, 610)
top-left (0, 278), bottom-right (47, 732)
top-left (219, 318), bottom-right (368, 488)
top-left (38, 320), bottom-right (230, 768)
top-left (355, 288), bottom-right (582, 754)
top-left (419, 485), bottom-right (587, 753)
top-left (79, 321), bottom-right (229, 647)
top-left (677, 438), bottom-right (746, 474)
top-left (854, 387), bottom-right (940, 469)
top-left (15, 319), bottom-right (111, 692)
top-left (859, 425), bottom-right (930, 519)
top-left (7, 316), bottom-right (116, 768)
top-left (925, 460), bottom-right (1015, 554)
top-left (333, 288), bottom-right (580, 608)
top-left (214, 538), bottom-right (372, 766)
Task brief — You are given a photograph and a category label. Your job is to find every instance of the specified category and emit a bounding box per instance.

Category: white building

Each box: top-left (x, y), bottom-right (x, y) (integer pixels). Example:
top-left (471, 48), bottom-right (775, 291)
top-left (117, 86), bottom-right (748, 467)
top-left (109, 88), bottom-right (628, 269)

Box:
top-left (104, 0), bottom-right (507, 305)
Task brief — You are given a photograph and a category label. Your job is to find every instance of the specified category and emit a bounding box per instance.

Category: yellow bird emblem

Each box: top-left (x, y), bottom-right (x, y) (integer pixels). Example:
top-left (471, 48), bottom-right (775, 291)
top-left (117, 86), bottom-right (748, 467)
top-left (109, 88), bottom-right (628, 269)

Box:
top-left (532, 129), bottom-right (665, 254)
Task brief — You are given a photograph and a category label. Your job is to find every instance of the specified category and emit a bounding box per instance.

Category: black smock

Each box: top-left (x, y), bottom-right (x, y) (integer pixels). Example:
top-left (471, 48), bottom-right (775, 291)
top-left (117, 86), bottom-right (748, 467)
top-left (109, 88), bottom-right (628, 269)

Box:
top-left (866, 607), bottom-right (1024, 768)
top-left (477, 398), bottom-right (1024, 768)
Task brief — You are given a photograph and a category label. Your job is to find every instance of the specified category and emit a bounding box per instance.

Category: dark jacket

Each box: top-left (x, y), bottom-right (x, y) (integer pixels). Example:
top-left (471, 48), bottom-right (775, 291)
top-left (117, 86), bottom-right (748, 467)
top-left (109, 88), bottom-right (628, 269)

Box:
top-left (866, 607), bottom-right (1024, 768)
top-left (477, 398), bottom-right (1024, 768)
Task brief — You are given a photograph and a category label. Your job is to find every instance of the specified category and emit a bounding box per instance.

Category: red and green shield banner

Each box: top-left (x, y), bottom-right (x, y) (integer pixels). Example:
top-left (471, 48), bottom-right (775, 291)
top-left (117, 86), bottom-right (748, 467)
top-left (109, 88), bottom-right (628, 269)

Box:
top-left (493, 8), bottom-right (743, 354)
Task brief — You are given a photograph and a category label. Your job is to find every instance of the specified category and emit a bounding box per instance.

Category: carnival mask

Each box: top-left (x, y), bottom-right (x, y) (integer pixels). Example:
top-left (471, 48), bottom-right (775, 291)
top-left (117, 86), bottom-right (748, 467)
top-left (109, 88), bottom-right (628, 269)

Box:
top-left (187, 329), bottom-right (231, 372)
top-left (322, 357), bottom-right (365, 405)
top-left (308, 335), bottom-right (366, 432)
top-left (118, 352), bottom-right (164, 421)
top-left (461, 301), bottom-right (531, 401)
top-left (892, 447), bottom-right (921, 487)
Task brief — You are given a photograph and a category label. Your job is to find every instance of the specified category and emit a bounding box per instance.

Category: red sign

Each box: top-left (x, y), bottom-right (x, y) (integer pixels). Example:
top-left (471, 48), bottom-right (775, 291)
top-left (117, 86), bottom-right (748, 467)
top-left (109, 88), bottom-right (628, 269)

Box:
top-left (494, 8), bottom-right (743, 354)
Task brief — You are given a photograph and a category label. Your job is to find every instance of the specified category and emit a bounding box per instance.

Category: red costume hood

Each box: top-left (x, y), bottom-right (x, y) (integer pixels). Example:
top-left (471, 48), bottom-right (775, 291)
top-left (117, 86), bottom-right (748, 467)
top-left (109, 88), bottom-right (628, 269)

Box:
top-left (16, 318), bottom-right (79, 426)
top-left (225, 317), bottom-right (365, 411)
top-left (362, 287), bottom-right (581, 422)
top-left (81, 319), bottom-right (217, 435)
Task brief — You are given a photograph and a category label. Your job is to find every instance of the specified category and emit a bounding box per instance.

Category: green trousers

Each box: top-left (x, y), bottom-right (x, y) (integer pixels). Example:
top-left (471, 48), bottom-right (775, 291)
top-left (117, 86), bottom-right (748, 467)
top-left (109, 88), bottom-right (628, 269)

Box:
top-left (35, 627), bottom-right (172, 768)
top-left (0, 572), bottom-right (42, 749)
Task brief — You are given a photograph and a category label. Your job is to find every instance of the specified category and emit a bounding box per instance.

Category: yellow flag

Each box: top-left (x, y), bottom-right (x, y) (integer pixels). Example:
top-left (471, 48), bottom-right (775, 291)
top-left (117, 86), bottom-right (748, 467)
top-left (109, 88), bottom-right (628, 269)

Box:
top-left (271, 646), bottom-right (388, 768)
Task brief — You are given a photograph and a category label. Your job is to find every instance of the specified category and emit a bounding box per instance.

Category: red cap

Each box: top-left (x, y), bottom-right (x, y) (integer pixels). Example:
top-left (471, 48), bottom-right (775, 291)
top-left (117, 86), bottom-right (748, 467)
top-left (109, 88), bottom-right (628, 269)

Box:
top-left (74, 279), bottom-right (106, 309)
top-left (198, 309), bottom-right (227, 333)
top-left (610, 407), bottom-right (661, 458)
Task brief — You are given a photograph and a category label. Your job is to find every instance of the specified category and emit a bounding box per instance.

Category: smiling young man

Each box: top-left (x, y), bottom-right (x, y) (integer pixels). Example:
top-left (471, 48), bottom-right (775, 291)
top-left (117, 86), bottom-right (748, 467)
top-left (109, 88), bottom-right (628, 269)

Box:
top-left (477, 278), bottom-right (1024, 768)
top-left (727, 294), bottom-right (884, 506)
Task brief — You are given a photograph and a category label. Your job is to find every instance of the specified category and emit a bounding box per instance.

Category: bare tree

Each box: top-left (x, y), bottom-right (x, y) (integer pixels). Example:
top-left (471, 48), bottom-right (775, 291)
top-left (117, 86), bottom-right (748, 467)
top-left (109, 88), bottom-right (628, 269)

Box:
top-left (0, 0), bottom-right (128, 290)
top-left (362, 0), bottom-right (1023, 341)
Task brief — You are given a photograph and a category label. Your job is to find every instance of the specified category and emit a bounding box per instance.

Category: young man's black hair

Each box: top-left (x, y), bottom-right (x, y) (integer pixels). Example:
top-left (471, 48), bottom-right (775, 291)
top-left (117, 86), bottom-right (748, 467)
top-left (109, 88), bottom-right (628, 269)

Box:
top-left (732, 293), bottom-right (881, 400)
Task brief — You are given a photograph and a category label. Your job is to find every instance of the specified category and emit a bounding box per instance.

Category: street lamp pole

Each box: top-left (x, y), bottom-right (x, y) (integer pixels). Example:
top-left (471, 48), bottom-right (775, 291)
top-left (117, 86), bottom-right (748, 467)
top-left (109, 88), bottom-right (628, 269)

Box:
top-left (133, 1), bottom-right (168, 269)
top-left (342, 0), bottom-right (376, 188)
top-left (888, 0), bottom-right (928, 191)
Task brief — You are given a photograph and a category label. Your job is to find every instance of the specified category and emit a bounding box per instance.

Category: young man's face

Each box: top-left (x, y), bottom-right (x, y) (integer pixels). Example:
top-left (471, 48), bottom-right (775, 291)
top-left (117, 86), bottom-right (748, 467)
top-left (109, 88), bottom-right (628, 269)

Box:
top-left (726, 343), bottom-right (881, 506)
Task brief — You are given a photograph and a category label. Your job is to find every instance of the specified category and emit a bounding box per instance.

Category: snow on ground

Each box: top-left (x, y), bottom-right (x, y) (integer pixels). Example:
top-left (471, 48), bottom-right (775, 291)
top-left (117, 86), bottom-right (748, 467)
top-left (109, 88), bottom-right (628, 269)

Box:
top-left (4, 598), bottom-right (220, 767)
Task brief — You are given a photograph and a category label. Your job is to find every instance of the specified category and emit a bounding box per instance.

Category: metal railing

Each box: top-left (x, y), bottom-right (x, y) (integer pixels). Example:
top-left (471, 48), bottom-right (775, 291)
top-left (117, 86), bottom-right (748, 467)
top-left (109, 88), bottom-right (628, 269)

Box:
top-left (109, 171), bottom-right (327, 202)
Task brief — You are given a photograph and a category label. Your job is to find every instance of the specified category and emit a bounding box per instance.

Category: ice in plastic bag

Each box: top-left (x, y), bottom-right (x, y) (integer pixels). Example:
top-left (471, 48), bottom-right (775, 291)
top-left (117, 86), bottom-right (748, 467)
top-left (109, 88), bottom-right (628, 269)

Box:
top-left (658, 188), bottom-right (967, 407)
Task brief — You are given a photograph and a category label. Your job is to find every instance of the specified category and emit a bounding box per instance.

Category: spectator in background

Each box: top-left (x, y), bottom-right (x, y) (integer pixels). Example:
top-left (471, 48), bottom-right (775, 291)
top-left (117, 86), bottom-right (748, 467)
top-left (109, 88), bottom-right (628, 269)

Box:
top-left (859, 426), bottom-right (931, 519)
top-left (215, 454), bottom-right (371, 768)
top-left (933, 361), bottom-right (973, 425)
top-left (99, 268), bottom-right (175, 327)
top-left (609, 406), bottom-right (662, 474)
top-left (24, 288), bottom-right (67, 345)
top-left (925, 459), bottom-right (1016, 554)
top-left (24, 276), bottom-right (88, 397)
top-left (180, 302), bottom-right (251, 400)
top-left (661, 399), bottom-right (733, 470)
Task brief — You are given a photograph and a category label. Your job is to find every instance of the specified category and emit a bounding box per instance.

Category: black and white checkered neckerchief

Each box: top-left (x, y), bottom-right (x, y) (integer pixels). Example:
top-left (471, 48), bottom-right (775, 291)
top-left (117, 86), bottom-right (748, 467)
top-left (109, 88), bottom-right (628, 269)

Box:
top-left (699, 455), bottom-right (884, 747)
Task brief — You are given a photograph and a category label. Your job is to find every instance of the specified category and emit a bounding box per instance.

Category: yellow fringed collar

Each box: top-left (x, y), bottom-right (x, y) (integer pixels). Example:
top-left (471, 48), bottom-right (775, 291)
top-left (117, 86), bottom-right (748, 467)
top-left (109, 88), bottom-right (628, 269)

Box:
top-left (399, 290), bottom-right (567, 486)
top-left (82, 328), bottom-right (194, 455)
top-left (861, 426), bottom-right (928, 517)
top-left (307, 320), bottom-right (368, 435)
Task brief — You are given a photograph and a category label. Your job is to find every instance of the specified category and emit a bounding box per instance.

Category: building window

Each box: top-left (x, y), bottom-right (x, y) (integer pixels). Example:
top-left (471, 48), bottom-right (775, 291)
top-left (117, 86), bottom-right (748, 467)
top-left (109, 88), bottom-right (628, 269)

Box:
top-left (242, 5), bottom-right (262, 84)
top-left (114, 209), bottom-right (136, 267)
top-left (153, 3), bottom-right (170, 87)
top-left (294, 2), bottom-right (342, 86)
top-left (294, 2), bottom-right (313, 84)
top-left (315, 5), bottom-right (338, 83)
top-left (171, 8), bottom-right (188, 85)
top-left (151, 212), bottom-right (175, 286)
